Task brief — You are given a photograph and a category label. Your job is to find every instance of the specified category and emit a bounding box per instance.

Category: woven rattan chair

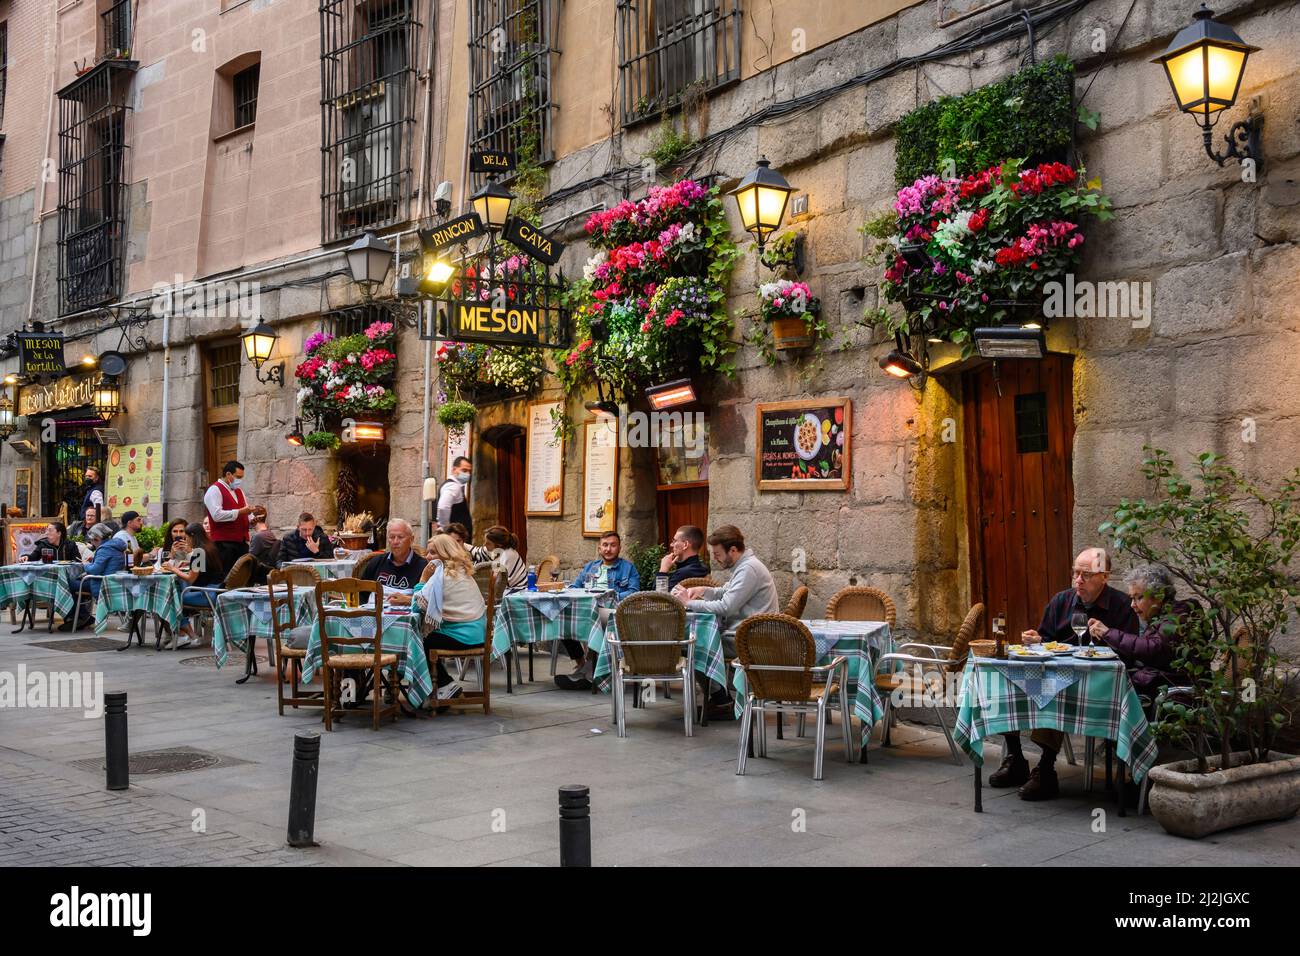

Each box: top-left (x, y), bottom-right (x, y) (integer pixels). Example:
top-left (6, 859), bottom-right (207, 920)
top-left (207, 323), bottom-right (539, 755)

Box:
top-left (872, 602), bottom-right (984, 764)
top-left (535, 554), bottom-right (560, 582)
top-left (783, 586), bottom-right (809, 619)
top-left (281, 562), bottom-right (322, 590)
top-left (607, 592), bottom-right (695, 738)
top-left (314, 578), bottom-right (400, 731)
top-left (426, 566), bottom-right (496, 717)
top-left (677, 576), bottom-right (717, 590)
top-left (734, 614), bottom-right (852, 780)
top-left (267, 569), bottom-right (321, 714)
top-left (826, 586), bottom-right (897, 628)
top-left (351, 550), bottom-right (386, 582)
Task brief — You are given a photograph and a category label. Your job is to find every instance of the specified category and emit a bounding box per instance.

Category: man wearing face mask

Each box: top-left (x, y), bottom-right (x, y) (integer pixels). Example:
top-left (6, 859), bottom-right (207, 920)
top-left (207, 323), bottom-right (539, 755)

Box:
top-left (203, 460), bottom-right (260, 574)
top-left (437, 456), bottom-right (474, 541)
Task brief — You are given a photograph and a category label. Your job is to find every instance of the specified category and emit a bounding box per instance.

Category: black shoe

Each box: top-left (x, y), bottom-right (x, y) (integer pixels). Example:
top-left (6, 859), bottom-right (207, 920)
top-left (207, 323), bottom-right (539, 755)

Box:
top-left (554, 674), bottom-right (593, 691)
top-left (988, 754), bottom-right (1030, 788)
top-left (704, 702), bottom-right (736, 721)
top-left (57, 619), bottom-right (76, 632)
top-left (1018, 766), bottom-right (1060, 801)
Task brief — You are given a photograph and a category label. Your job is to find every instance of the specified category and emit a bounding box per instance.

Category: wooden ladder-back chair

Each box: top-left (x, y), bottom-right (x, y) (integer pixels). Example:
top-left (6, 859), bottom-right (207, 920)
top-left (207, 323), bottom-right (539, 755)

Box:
top-left (825, 586), bottom-right (897, 628)
top-left (783, 586), bottom-right (809, 619)
top-left (734, 614), bottom-right (852, 780)
top-left (281, 563), bottom-right (322, 590)
top-left (426, 565), bottom-right (496, 717)
top-left (608, 592), bottom-right (695, 738)
top-left (314, 578), bottom-right (400, 731)
top-left (873, 602), bottom-right (984, 764)
top-left (267, 569), bottom-right (322, 715)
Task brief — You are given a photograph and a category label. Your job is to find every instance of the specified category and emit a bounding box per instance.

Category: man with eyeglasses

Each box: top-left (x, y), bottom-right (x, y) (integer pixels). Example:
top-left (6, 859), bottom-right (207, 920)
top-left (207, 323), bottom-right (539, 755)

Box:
top-left (988, 547), bottom-right (1139, 801)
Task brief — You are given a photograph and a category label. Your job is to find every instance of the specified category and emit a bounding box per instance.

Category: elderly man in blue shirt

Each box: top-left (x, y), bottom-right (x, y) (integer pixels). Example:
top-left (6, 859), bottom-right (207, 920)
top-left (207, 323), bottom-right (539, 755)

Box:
top-left (556, 531), bottom-right (640, 690)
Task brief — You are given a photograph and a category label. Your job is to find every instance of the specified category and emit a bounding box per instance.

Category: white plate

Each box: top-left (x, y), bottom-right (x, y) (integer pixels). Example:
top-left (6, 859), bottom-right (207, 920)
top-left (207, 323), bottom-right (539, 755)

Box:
top-left (793, 412), bottom-right (823, 461)
top-left (1073, 648), bottom-right (1118, 660)
top-left (1009, 648), bottom-right (1054, 660)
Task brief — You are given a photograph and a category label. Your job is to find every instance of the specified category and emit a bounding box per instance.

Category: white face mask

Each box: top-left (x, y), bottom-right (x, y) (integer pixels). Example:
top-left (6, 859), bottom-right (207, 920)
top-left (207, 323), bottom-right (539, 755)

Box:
top-left (230, 477), bottom-right (243, 489)
top-left (454, 472), bottom-right (471, 484)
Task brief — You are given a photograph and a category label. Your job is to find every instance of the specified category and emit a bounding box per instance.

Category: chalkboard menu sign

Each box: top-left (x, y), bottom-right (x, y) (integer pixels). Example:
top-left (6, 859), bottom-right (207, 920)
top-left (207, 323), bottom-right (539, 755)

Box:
top-left (18, 332), bottom-right (66, 378)
top-left (755, 398), bottom-right (851, 491)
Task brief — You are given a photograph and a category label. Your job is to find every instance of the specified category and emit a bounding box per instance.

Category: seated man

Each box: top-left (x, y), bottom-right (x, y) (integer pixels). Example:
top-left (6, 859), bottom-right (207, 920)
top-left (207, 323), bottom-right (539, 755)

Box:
top-left (555, 531), bottom-right (640, 691)
top-left (248, 514), bottom-right (280, 585)
top-left (992, 547), bottom-right (1140, 801)
top-left (278, 512), bottom-right (337, 563)
top-left (113, 510), bottom-right (144, 556)
top-left (658, 524), bottom-right (709, 588)
top-left (60, 524), bottom-right (127, 631)
top-left (361, 518), bottom-right (428, 600)
top-left (676, 525), bottom-right (780, 649)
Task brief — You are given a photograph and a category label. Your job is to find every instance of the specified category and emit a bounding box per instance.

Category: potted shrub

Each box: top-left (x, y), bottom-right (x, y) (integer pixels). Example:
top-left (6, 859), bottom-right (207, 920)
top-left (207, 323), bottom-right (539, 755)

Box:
top-left (1101, 448), bottom-right (1300, 838)
top-left (304, 430), bottom-right (341, 452)
top-left (757, 278), bottom-right (821, 351)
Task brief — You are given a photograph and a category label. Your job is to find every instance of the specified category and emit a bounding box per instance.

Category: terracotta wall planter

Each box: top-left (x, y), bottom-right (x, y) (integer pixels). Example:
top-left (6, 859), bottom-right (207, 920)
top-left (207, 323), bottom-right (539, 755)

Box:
top-left (1147, 751), bottom-right (1300, 839)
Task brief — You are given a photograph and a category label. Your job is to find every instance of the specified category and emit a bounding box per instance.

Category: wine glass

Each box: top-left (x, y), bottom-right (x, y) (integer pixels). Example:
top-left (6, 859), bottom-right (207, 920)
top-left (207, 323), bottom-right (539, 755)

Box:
top-left (1070, 610), bottom-right (1089, 649)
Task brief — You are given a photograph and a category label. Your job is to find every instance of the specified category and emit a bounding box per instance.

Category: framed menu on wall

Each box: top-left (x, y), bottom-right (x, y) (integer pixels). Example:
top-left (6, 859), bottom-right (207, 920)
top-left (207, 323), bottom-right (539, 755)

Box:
top-left (443, 422), bottom-right (472, 478)
top-left (525, 401), bottom-right (564, 516)
top-left (13, 468), bottom-right (32, 517)
top-left (755, 398), bottom-right (851, 491)
top-left (581, 418), bottom-right (619, 537)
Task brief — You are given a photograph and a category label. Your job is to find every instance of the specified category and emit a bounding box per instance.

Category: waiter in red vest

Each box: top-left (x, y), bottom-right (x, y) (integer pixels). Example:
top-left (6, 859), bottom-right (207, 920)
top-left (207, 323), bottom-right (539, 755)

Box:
top-left (203, 460), bottom-right (262, 574)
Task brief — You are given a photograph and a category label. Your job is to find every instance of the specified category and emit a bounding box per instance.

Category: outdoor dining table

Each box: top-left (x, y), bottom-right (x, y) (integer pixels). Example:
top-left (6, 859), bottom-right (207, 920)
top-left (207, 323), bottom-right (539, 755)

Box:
top-left (0, 561), bottom-right (83, 632)
top-left (953, 655), bottom-right (1159, 815)
top-left (491, 587), bottom-right (617, 692)
top-left (213, 585), bottom-right (318, 683)
top-left (298, 599), bottom-right (434, 709)
top-left (94, 571), bottom-right (185, 649)
top-left (729, 619), bottom-right (895, 753)
top-left (281, 556), bottom-right (361, 580)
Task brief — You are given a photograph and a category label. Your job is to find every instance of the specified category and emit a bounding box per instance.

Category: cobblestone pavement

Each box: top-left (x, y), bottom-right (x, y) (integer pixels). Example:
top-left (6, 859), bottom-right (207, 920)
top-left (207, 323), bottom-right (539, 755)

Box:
top-left (2, 633), bottom-right (1298, 866)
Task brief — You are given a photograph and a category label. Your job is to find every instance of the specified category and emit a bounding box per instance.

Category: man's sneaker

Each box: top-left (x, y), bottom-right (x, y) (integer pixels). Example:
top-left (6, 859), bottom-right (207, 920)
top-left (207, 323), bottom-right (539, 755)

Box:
top-left (174, 634), bottom-right (194, 649)
top-left (436, 683), bottom-right (464, 701)
top-left (988, 753), bottom-right (1030, 788)
top-left (1018, 766), bottom-right (1060, 801)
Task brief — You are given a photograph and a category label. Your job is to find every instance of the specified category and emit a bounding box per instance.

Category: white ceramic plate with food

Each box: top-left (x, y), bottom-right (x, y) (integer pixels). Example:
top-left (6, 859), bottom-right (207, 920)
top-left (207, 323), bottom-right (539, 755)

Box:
top-left (1009, 646), bottom-right (1054, 660)
top-left (793, 413), bottom-right (823, 461)
top-left (1073, 647), bottom-right (1118, 660)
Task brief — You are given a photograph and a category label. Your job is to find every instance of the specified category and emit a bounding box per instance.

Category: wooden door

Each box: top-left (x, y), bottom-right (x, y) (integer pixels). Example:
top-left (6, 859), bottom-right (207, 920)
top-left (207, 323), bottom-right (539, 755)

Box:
top-left (962, 354), bottom-right (1075, 639)
top-left (657, 485), bottom-right (709, 547)
top-left (496, 429), bottom-right (527, 558)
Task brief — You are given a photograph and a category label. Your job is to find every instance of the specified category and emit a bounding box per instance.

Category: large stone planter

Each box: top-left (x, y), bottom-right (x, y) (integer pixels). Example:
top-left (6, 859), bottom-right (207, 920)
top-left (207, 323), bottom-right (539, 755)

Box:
top-left (1147, 751), bottom-right (1300, 839)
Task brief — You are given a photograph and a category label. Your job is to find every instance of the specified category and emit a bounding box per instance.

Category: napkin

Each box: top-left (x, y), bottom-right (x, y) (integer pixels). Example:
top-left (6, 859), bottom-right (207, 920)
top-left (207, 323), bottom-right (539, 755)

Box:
top-left (528, 593), bottom-right (564, 621)
top-left (990, 660), bottom-right (1081, 708)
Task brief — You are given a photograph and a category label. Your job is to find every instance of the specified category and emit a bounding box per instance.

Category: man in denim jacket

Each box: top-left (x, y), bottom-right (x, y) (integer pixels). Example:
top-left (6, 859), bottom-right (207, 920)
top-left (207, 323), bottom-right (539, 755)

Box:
top-left (556, 531), bottom-right (640, 689)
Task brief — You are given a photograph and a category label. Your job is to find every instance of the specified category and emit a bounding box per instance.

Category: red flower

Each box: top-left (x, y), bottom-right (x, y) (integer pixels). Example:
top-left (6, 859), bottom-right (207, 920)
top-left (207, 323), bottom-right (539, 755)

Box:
top-left (968, 208), bottom-right (989, 233)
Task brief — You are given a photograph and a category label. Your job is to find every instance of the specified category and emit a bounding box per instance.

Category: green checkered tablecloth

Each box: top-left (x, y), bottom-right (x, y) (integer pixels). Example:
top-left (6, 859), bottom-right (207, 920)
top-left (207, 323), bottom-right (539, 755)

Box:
top-left (731, 619), bottom-right (895, 744)
top-left (94, 572), bottom-right (183, 635)
top-left (213, 587), bottom-right (318, 669)
top-left (0, 562), bottom-right (83, 620)
top-left (280, 558), bottom-right (359, 580)
top-left (592, 611), bottom-right (724, 692)
top-left (953, 658), bottom-right (1159, 781)
top-left (300, 603), bottom-right (433, 708)
top-left (491, 588), bottom-right (615, 663)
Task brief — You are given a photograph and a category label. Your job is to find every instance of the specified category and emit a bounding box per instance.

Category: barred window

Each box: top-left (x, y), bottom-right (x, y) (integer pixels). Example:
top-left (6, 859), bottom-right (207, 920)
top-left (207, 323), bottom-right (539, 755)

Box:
top-left (207, 343), bottom-right (242, 409)
top-left (56, 62), bottom-right (135, 315)
top-left (468, 1), bottom-right (559, 187)
top-left (101, 0), bottom-right (132, 59)
top-left (617, 0), bottom-right (742, 126)
top-left (234, 64), bottom-right (260, 129)
top-left (320, 0), bottom-right (421, 244)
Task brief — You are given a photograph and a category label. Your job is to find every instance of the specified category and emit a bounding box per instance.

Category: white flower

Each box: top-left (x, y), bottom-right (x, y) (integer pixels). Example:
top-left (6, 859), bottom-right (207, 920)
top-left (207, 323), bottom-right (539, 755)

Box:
top-left (582, 251), bottom-right (607, 282)
top-left (970, 258), bottom-right (996, 275)
top-left (296, 387), bottom-right (312, 403)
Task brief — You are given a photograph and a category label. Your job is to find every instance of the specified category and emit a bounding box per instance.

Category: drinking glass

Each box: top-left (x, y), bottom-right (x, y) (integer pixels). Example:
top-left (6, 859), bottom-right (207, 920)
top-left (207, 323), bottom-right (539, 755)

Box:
top-left (1070, 610), bottom-right (1089, 649)
top-left (584, 573), bottom-right (596, 591)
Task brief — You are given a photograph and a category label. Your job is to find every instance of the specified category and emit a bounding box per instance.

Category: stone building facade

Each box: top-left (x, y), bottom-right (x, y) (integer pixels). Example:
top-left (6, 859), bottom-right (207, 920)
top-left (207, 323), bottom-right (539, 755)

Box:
top-left (0, 0), bottom-right (1296, 650)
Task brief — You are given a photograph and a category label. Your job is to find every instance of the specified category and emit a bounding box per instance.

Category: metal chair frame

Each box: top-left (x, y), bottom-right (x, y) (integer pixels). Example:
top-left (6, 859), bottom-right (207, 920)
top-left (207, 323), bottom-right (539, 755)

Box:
top-left (735, 654), bottom-right (852, 781)
top-left (607, 612), bottom-right (697, 738)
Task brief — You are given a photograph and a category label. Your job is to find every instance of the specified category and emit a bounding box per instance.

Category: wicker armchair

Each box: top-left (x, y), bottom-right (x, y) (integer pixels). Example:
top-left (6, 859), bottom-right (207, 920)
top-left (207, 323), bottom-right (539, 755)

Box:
top-left (677, 576), bottom-right (717, 590)
top-left (872, 602), bottom-right (984, 764)
top-left (734, 614), bottom-right (852, 780)
top-left (267, 569), bottom-right (321, 714)
top-left (607, 592), bottom-right (695, 738)
top-left (426, 566), bottom-right (496, 717)
top-left (351, 550), bottom-right (386, 581)
top-left (314, 578), bottom-right (400, 731)
top-left (825, 586), bottom-right (897, 628)
top-left (783, 586), bottom-right (809, 619)
top-left (281, 563), bottom-right (322, 590)
top-left (535, 554), bottom-right (560, 583)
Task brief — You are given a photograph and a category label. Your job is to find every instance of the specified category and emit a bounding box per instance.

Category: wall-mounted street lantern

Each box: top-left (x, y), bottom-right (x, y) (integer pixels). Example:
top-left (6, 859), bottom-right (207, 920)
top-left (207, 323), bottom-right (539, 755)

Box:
top-left (470, 181), bottom-right (515, 232)
top-left (93, 377), bottom-right (122, 421)
top-left (346, 231), bottom-right (395, 298)
top-left (1153, 4), bottom-right (1262, 171)
top-left (0, 391), bottom-right (16, 439)
top-left (241, 322), bottom-right (285, 387)
top-left (731, 158), bottom-right (795, 252)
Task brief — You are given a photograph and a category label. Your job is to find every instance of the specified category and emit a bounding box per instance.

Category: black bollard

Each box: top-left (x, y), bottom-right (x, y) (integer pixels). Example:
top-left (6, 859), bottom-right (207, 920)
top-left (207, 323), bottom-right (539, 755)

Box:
top-left (105, 691), bottom-right (129, 791)
top-left (287, 731), bottom-right (320, 847)
top-left (558, 784), bottom-right (591, 867)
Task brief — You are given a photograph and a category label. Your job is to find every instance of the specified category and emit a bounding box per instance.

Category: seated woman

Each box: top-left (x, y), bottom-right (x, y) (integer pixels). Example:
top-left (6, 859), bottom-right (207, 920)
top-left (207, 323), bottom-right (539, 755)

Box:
top-left (59, 524), bottom-right (127, 631)
top-left (1087, 563), bottom-right (1200, 697)
top-left (413, 534), bottom-right (487, 710)
top-left (161, 519), bottom-right (188, 561)
top-left (24, 522), bottom-right (81, 563)
top-left (168, 522), bottom-right (226, 648)
top-left (467, 525), bottom-right (527, 590)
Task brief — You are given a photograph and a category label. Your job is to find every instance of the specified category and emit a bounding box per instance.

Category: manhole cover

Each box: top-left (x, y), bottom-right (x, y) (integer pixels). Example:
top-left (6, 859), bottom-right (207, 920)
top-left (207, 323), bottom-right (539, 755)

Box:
top-left (70, 747), bottom-right (250, 776)
top-left (179, 653), bottom-right (266, 667)
top-left (27, 638), bottom-right (127, 652)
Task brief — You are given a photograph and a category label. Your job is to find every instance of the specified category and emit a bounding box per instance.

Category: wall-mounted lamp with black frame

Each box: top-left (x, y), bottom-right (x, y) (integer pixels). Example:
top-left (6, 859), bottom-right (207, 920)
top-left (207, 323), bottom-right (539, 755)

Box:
top-left (93, 376), bottom-right (123, 421)
top-left (241, 322), bottom-right (285, 387)
top-left (345, 231), bottom-right (395, 299)
top-left (731, 158), bottom-right (796, 253)
top-left (0, 390), bottom-right (16, 439)
top-left (1153, 4), bottom-right (1263, 173)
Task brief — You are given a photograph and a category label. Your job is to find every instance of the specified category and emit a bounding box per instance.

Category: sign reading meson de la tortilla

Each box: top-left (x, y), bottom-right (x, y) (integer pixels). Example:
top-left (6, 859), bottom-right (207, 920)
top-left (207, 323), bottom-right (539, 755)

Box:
top-left (755, 398), bottom-right (851, 491)
top-left (18, 374), bottom-right (97, 416)
top-left (18, 333), bottom-right (66, 377)
top-left (420, 213), bottom-right (485, 252)
top-left (502, 217), bottom-right (565, 266)
top-left (470, 150), bottom-right (516, 173)
top-left (448, 301), bottom-right (563, 346)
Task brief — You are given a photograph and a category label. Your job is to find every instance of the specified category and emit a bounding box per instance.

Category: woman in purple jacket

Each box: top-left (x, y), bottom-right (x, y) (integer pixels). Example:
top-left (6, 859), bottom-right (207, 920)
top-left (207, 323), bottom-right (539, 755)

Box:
top-left (1086, 563), bottom-right (1200, 696)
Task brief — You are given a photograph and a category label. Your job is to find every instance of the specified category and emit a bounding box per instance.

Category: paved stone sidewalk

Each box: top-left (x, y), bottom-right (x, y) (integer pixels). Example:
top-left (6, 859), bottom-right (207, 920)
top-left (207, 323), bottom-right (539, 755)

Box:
top-left (2, 633), bottom-right (1298, 866)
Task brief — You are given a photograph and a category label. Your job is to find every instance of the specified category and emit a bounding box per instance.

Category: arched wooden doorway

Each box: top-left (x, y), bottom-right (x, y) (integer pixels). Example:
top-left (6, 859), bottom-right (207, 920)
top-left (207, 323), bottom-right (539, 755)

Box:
top-left (483, 424), bottom-right (527, 558)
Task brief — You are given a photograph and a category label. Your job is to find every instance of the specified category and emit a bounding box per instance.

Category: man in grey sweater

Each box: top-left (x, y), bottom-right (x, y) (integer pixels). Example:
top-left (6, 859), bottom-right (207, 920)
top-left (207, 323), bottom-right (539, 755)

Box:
top-left (675, 524), bottom-right (779, 656)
